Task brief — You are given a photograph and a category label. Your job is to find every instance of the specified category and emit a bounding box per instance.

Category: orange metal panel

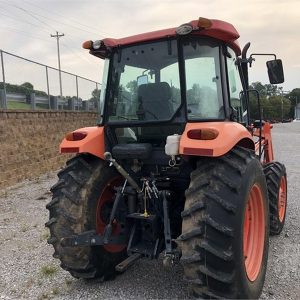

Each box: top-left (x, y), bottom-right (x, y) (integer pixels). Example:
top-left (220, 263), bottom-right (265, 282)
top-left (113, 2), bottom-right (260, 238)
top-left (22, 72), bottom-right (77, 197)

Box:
top-left (180, 122), bottom-right (254, 157)
top-left (60, 126), bottom-right (105, 159)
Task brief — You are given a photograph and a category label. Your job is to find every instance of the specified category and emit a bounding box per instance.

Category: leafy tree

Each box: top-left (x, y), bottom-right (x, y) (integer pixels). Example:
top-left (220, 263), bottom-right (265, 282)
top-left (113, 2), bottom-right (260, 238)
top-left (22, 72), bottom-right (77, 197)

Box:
top-left (170, 86), bottom-right (181, 104)
top-left (186, 84), bottom-right (201, 104)
top-left (90, 88), bottom-right (101, 109)
top-left (126, 80), bottom-right (138, 97)
top-left (264, 96), bottom-right (290, 121)
top-left (264, 84), bottom-right (282, 96)
top-left (21, 82), bottom-right (34, 90)
top-left (250, 82), bottom-right (281, 97)
top-left (0, 81), bottom-right (47, 97)
top-left (91, 88), bottom-right (101, 100)
top-left (248, 82), bottom-right (291, 121)
top-left (250, 82), bottom-right (266, 97)
top-left (287, 88), bottom-right (300, 119)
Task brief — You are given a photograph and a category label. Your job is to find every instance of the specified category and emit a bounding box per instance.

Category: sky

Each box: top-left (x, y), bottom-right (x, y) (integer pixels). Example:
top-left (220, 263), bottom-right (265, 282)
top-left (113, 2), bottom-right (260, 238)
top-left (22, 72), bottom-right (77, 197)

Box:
top-left (0, 0), bottom-right (299, 98)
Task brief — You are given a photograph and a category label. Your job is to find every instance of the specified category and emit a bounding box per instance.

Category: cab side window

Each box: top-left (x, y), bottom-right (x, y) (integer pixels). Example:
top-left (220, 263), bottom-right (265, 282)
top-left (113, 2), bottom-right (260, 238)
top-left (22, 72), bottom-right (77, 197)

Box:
top-left (226, 47), bottom-right (247, 123)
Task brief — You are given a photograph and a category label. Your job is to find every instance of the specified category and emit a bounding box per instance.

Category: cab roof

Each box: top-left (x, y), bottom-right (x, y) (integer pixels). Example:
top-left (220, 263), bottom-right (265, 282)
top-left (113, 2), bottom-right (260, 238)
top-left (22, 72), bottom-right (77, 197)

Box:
top-left (93, 18), bottom-right (241, 56)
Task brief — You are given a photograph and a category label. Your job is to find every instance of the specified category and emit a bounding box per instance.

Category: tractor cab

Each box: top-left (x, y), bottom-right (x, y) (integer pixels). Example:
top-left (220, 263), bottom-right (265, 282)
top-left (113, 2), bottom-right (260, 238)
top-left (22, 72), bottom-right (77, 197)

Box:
top-left (91, 20), bottom-right (240, 147)
top-left (83, 18), bottom-right (283, 157)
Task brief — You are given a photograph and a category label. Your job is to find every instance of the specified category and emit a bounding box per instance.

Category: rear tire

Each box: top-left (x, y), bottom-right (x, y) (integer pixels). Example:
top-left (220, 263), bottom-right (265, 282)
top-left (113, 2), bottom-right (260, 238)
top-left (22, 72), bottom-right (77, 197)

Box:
top-left (178, 147), bottom-right (269, 299)
top-left (46, 154), bottom-right (127, 279)
top-left (263, 162), bottom-right (287, 235)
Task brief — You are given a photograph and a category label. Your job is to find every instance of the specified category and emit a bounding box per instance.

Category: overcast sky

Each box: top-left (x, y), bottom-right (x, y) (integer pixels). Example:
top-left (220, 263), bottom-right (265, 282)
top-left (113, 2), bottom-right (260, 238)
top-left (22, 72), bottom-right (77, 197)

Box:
top-left (0, 0), bottom-right (299, 97)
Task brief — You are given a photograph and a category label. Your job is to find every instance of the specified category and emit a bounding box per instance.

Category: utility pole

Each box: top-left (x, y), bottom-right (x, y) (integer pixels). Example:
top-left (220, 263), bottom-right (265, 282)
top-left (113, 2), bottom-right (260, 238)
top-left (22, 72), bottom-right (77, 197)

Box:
top-left (51, 31), bottom-right (64, 97)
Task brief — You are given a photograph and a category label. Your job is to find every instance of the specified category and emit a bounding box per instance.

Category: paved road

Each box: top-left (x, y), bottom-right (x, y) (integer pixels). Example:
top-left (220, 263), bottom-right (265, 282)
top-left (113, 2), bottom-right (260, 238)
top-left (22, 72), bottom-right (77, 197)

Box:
top-left (0, 122), bottom-right (299, 299)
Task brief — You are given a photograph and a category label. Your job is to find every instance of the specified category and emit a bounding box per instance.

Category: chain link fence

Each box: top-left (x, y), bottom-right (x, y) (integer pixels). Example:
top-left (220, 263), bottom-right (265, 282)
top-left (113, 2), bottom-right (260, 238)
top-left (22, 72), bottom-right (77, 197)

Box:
top-left (0, 49), bottom-right (100, 111)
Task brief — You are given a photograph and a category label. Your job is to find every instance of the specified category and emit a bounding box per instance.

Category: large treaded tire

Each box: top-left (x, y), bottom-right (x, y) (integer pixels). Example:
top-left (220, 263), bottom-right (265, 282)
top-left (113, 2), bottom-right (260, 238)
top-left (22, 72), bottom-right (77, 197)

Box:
top-left (263, 162), bottom-right (287, 235)
top-left (46, 154), bottom-right (127, 279)
top-left (178, 147), bottom-right (269, 299)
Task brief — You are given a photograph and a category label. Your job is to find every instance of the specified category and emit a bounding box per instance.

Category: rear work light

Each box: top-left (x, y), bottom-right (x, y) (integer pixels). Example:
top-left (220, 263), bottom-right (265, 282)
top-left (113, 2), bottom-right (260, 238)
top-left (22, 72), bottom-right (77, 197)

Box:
top-left (92, 40), bottom-right (103, 50)
top-left (187, 128), bottom-right (219, 140)
top-left (65, 131), bottom-right (87, 141)
top-left (176, 23), bottom-right (193, 35)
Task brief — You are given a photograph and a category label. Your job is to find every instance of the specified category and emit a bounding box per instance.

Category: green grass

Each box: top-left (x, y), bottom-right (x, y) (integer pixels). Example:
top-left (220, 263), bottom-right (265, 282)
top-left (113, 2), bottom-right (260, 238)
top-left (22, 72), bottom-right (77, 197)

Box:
top-left (7, 101), bottom-right (49, 110)
top-left (40, 265), bottom-right (58, 277)
top-left (7, 101), bottom-right (31, 109)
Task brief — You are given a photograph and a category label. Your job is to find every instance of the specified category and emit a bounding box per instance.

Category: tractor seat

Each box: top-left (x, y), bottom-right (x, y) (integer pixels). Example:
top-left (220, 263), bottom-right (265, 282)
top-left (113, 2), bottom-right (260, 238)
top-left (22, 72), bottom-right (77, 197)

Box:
top-left (112, 143), bottom-right (152, 160)
top-left (137, 82), bottom-right (173, 120)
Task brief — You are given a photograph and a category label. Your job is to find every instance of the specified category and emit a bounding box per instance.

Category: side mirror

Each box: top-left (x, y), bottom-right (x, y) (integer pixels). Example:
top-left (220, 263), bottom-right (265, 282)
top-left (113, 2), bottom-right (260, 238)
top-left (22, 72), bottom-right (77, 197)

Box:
top-left (137, 75), bottom-right (148, 86)
top-left (266, 59), bottom-right (284, 84)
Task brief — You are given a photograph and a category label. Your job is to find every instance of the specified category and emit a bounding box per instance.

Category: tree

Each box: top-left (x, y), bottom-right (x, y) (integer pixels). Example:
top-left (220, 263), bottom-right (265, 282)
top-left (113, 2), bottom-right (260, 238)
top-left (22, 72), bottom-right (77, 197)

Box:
top-left (250, 82), bottom-right (266, 97)
top-left (248, 82), bottom-right (290, 121)
top-left (91, 88), bottom-right (101, 100)
top-left (186, 83), bottom-right (201, 104)
top-left (90, 88), bottom-right (101, 109)
top-left (20, 82), bottom-right (34, 90)
top-left (126, 80), bottom-right (138, 97)
top-left (266, 96), bottom-right (290, 121)
top-left (287, 88), bottom-right (300, 119)
top-left (264, 84), bottom-right (282, 97)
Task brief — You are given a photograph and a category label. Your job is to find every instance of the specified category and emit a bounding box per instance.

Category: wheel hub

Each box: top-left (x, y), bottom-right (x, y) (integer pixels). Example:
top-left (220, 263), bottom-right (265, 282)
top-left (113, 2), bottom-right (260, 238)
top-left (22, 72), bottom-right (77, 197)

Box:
top-left (278, 176), bottom-right (287, 222)
top-left (96, 177), bottom-right (126, 253)
top-left (243, 184), bottom-right (266, 282)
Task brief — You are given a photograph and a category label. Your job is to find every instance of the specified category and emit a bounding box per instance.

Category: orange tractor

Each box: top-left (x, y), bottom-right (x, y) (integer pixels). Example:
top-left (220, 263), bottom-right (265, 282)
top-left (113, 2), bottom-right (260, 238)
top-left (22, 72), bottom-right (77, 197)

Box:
top-left (46, 17), bottom-right (287, 299)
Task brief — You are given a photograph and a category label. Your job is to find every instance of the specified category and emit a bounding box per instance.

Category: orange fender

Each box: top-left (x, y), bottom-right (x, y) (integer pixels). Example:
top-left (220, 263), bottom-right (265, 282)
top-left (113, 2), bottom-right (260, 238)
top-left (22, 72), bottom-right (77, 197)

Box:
top-left (179, 122), bottom-right (254, 157)
top-left (60, 126), bottom-right (105, 159)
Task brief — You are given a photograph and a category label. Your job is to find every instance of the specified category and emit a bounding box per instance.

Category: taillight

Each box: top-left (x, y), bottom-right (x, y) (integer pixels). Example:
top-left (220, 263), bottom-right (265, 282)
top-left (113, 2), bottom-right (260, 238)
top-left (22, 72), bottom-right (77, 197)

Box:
top-left (65, 131), bottom-right (87, 141)
top-left (61, 147), bottom-right (80, 153)
top-left (187, 128), bottom-right (219, 140)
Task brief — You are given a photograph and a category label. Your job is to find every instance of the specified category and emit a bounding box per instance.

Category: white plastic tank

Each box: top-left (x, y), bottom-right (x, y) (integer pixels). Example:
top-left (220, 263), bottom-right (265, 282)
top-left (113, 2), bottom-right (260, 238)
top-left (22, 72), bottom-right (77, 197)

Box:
top-left (165, 134), bottom-right (181, 157)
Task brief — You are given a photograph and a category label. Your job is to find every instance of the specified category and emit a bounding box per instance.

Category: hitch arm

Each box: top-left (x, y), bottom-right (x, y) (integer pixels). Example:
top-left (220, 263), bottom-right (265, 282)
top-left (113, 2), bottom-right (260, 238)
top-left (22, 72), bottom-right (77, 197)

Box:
top-left (103, 186), bottom-right (124, 244)
top-left (162, 190), bottom-right (172, 254)
top-left (60, 230), bottom-right (127, 247)
top-left (104, 152), bottom-right (142, 193)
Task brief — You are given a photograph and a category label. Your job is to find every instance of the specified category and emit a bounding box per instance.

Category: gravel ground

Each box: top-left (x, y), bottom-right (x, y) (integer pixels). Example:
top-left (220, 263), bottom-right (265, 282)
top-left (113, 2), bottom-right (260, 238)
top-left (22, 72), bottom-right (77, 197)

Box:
top-left (0, 122), bottom-right (299, 300)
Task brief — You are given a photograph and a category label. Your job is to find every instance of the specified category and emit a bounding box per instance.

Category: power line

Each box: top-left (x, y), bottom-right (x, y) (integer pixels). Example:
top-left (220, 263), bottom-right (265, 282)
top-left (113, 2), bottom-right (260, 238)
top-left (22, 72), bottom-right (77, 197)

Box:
top-left (3, 2), bottom-right (57, 32)
top-left (22, 0), bottom-right (112, 36)
top-left (2, 0), bottom-right (108, 37)
top-left (0, 1), bottom-right (103, 81)
top-left (29, 10), bottom-right (100, 36)
top-left (51, 31), bottom-right (65, 97)
top-left (0, 11), bottom-right (49, 33)
top-left (0, 25), bottom-right (96, 68)
top-left (0, 24), bottom-right (52, 42)
top-left (0, 24), bottom-right (92, 62)
top-left (61, 42), bottom-right (95, 66)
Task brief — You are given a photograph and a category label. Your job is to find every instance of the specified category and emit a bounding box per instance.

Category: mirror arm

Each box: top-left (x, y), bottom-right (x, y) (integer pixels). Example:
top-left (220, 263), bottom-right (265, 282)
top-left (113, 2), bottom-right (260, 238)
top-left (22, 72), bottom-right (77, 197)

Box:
top-left (248, 53), bottom-right (277, 67)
